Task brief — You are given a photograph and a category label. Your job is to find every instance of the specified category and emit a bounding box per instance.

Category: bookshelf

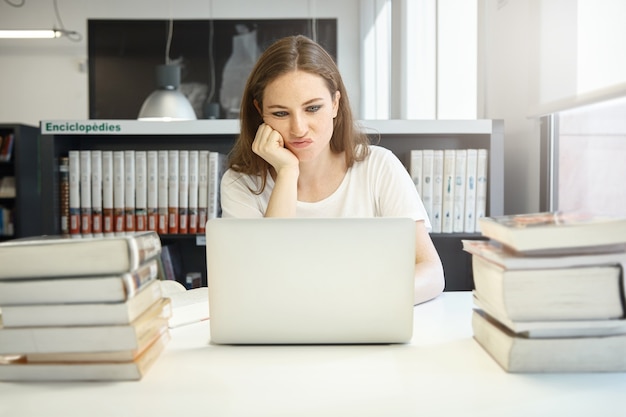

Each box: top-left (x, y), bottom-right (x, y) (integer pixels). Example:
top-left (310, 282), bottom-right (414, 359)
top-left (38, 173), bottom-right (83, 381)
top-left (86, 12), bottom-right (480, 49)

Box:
top-left (39, 119), bottom-right (503, 290)
top-left (0, 124), bottom-right (41, 241)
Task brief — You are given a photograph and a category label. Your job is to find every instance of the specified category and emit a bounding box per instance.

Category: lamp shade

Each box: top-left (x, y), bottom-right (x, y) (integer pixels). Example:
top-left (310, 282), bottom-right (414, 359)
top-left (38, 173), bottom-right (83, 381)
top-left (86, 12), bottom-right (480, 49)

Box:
top-left (138, 64), bottom-right (197, 121)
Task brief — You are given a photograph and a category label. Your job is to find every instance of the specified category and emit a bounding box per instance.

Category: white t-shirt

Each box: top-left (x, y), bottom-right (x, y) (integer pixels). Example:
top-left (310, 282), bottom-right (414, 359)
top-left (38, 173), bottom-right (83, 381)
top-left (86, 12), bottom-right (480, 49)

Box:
top-left (220, 145), bottom-right (431, 230)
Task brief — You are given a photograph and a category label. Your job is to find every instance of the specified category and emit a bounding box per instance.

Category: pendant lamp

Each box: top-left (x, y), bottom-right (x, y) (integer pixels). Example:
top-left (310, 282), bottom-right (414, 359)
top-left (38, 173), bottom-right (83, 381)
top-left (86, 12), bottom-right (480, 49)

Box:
top-left (138, 63), bottom-right (197, 121)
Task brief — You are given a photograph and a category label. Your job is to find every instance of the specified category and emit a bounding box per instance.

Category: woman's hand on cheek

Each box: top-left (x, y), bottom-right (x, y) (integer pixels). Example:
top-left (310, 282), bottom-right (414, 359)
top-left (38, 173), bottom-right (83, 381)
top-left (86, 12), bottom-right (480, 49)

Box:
top-left (252, 123), bottom-right (300, 173)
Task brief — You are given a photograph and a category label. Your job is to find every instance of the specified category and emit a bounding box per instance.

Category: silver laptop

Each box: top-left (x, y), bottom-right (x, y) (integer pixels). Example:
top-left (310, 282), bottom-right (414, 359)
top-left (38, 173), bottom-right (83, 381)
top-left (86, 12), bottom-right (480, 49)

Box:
top-left (205, 217), bottom-right (416, 344)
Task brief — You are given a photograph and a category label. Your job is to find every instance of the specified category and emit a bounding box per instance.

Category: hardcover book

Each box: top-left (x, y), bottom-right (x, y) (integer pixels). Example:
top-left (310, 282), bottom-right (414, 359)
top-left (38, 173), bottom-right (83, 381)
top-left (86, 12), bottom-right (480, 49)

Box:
top-left (0, 297), bottom-right (171, 355)
top-left (472, 309), bottom-right (626, 373)
top-left (0, 258), bottom-right (159, 305)
top-left (0, 329), bottom-right (170, 381)
top-left (0, 280), bottom-right (163, 327)
top-left (478, 211), bottom-right (626, 253)
top-left (0, 231), bottom-right (161, 279)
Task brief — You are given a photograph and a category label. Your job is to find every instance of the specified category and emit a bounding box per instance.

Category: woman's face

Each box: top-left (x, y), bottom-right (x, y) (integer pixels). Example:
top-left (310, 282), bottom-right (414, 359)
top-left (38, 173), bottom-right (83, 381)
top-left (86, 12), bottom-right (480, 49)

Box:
top-left (260, 70), bottom-right (340, 162)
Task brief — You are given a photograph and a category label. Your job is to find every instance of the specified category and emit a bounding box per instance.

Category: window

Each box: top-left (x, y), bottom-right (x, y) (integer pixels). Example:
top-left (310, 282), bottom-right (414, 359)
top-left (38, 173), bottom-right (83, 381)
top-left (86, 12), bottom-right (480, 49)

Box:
top-left (542, 96), bottom-right (626, 216)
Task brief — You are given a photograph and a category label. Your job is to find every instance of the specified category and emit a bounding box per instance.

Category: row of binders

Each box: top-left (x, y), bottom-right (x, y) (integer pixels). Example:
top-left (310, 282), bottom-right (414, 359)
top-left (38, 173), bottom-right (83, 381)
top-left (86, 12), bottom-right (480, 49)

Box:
top-left (409, 148), bottom-right (488, 234)
top-left (0, 231), bottom-right (171, 381)
top-left (465, 211), bottom-right (626, 372)
top-left (63, 149), bottom-right (228, 237)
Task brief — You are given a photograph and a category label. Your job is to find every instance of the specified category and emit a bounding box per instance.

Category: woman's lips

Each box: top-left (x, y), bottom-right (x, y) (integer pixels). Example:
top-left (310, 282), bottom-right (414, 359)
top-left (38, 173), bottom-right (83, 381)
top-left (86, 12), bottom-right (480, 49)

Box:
top-left (289, 139), bottom-right (313, 149)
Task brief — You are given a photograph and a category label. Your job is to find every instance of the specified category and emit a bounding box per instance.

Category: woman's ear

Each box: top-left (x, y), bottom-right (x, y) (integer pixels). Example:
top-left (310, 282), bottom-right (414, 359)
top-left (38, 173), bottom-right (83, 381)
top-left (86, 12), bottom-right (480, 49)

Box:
top-left (332, 91), bottom-right (341, 118)
top-left (253, 99), bottom-right (262, 116)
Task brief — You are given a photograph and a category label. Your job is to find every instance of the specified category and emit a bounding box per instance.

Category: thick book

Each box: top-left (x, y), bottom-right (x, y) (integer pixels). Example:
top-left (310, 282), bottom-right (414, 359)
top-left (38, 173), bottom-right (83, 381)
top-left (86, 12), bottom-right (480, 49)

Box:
top-left (0, 297), bottom-right (171, 355)
top-left (478, 211), bottom-right (626, 253)
top-left (473, 294), bottom-right (626, 338)
top-left (0, 329), bottom-right (170, 381)
top-left (0, 280), bottom-right (163, 327)
top-left (24, 321), bottom-right (168, 363)
top-left (462, 238), bottom-right (626, 270)
top-left (0, 231), bottom-right (161, 279)
top-left (0, 258), bottom-right (159, 305)
top-left (468, 251), bottom-right (624, 321)
top-left (472, 309), bottom-right (626, 373)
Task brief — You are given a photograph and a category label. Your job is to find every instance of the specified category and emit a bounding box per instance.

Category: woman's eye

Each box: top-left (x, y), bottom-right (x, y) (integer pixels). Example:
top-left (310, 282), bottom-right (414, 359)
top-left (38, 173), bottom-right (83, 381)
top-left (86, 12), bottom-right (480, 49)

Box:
top-left (306, 105), bottom-right (321, 113)
top-left (272, 111), bottom-right (288, 117)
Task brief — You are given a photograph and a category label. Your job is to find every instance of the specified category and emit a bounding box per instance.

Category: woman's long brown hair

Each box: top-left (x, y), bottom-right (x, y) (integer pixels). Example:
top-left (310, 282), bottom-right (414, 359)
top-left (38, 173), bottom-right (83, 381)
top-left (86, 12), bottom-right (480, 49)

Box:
top-left (227, 35), bottom-right (370, 194)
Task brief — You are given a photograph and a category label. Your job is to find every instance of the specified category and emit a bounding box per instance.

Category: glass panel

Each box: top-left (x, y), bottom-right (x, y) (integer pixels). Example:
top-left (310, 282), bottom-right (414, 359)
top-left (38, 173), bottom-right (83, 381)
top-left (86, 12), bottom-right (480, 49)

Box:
top-left (557, 96), bottom-right (626, 216)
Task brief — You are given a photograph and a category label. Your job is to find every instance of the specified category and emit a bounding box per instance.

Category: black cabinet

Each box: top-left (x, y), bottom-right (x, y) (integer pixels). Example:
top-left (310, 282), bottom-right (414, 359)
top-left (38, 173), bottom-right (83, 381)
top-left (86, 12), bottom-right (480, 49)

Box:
top-left (0, 124), bottom-right (41, 241)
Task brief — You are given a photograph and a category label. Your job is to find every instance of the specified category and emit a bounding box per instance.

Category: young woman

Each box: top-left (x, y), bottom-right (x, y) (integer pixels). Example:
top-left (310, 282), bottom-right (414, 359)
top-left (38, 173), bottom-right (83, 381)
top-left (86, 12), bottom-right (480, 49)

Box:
top-left (220, 35), bottom-right (445, 304)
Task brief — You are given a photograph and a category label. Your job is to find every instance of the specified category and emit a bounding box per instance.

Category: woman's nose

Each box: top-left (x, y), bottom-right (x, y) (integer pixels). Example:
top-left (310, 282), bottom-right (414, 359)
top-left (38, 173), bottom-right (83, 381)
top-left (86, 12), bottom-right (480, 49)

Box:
top-left (290, 113), bottom-right (307, 137)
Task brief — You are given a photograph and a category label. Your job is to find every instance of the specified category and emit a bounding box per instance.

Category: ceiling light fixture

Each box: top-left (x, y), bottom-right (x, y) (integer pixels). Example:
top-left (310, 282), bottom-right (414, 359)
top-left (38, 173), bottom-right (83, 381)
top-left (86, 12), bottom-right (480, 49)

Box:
top-left (137, 19), bottom-right (197, 121)
top-left (0, 29), bottom-right (78, 39)
top-left (0, 0), bottom-right (82, 41)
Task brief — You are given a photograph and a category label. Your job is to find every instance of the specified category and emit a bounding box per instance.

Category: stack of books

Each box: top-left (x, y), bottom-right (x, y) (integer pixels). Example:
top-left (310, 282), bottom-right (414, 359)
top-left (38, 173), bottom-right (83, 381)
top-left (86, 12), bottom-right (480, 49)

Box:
top-left (0, 231), bottom-right (172, 381)
top-left (463, 211), bottom-right (626, 372)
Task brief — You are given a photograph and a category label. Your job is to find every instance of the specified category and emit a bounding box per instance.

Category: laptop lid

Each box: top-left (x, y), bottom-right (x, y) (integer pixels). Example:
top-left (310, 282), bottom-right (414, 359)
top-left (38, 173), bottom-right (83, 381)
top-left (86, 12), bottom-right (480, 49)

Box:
top-left (205, 217), bottom-right (416, 344)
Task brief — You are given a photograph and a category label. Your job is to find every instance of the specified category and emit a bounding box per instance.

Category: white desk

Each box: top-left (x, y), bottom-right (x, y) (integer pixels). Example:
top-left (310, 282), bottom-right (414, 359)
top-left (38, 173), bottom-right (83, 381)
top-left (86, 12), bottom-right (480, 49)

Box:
top-left (2, 292), bottom-right (625, 417)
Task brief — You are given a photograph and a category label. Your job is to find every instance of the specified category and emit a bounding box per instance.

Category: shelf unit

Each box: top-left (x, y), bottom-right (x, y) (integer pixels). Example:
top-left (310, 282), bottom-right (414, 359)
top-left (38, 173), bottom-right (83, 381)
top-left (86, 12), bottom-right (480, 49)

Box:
top-left (39, 119), bottom-right (503, 290)
top-left (0, 124), bottom-right (41, 241)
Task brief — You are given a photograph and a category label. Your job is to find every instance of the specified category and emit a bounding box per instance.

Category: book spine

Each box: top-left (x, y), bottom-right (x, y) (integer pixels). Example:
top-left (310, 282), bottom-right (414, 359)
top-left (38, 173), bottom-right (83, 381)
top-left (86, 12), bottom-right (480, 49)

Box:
top-left (157, 150), bottom-right (169, 234)
top-left (178, 150), bottom-right (189, 234)
top-left (464, 149), bottom-right (478, 233)
top-left (101, 151), bottom-right (114, 236)
top-left (475, 149), bottom-right (489, 232)
top-left (421, 149), bottom-right (434, 227)
top-left (208, 152), bottom-right (227, 219)
top-left (452, 149), bottom-right (467, 233)
top-left (68, 151), bottom-right (81, 236)
top-left (58, 157), bottom-right (70, 235)
top-left (124, 150), bottom-right (136, 233)
top-left (431, 150), bottom-right (444, 234)
top-left (79, 150), bottom-right (92, 237)
top-left (168, 150), bottom-right (179, 234)
top-left (122, 259), bottom-right (160, 299)
top-left (188, 150), bottom-right (199, 235)
top-left (90, 150), bottom-right (103, 237)
top-left (441, 149), bottom-right (456, 233)
top-left (197, 150), bottom-right (209, 233)
top-left (113, 150), bottom-right (125, 235)
top-left (409, 149), bottom-right (423, 198)
top-left (0, 133), bottom-right (14, 162)
top-left (135, 151), bottom-right (148, 232)
top-left (147, 150), bottom-right (158, 232)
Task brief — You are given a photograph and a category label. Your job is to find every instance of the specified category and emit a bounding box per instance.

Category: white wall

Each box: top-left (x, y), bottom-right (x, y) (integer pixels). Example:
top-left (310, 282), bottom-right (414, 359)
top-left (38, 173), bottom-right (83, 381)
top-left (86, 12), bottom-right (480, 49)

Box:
top-left (0, 0), bottom-right (361, 126)
top-left (478, 0), bottom-right (541, 214)
top-left (0, 0), bottom-right (540, 216)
